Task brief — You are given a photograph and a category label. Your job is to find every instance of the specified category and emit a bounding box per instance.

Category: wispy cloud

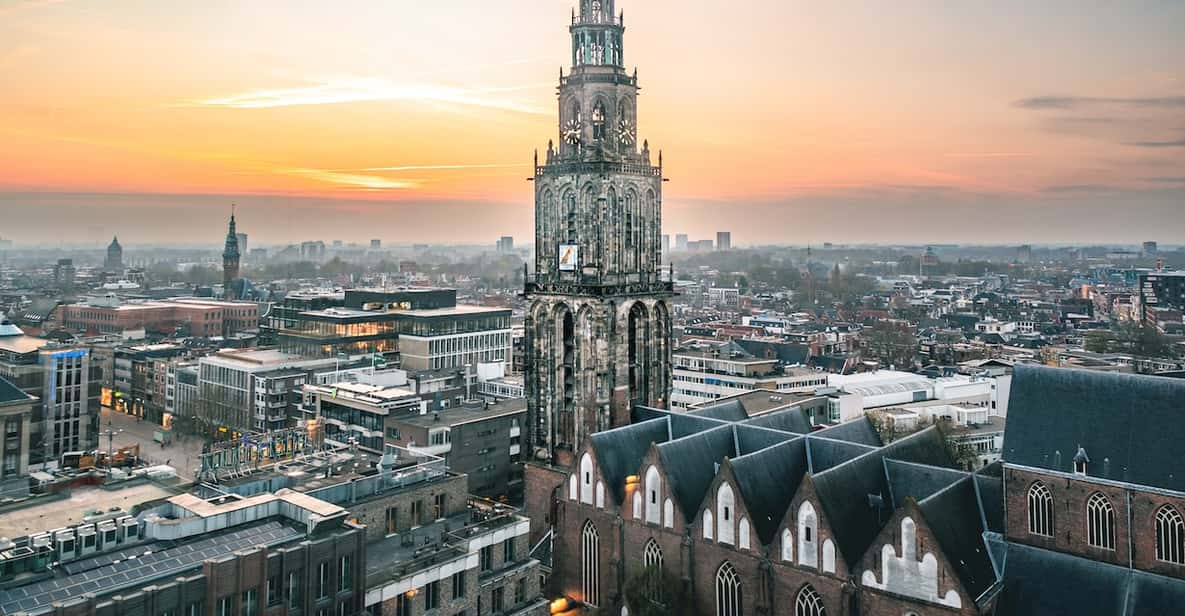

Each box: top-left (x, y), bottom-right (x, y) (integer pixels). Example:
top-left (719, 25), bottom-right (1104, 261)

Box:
top-left (346, 163), bottom-right (527, 173)
top-left (284, 168), bottom-right (419, 191)
top-left (196, 79), bottom-right (550, 114)
top-left (1142, 176), bottom-right (1185, 184)
top-left (1126, 137), bottom-right (1185, 148)
top-left (1015, 96), bottom-right (1185, 110)
top-left (0, 0), bottom-right (66, 16)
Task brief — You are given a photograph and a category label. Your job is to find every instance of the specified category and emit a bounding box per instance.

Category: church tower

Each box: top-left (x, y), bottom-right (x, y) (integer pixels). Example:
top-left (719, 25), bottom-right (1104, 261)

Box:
top-left (222, 208), bottom-right (240, 297)
top-left (525, 0), bottom-right (672, 466)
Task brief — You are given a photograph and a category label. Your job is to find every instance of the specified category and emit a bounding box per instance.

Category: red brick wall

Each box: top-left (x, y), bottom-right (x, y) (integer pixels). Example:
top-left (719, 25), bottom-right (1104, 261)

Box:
top-left (1005, 466), bottom-right (1185, 580)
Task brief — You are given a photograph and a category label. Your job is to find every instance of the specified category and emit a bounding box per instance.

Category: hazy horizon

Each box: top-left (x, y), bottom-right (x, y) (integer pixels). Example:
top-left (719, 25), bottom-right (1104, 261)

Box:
top-left (2, 0), bottom-right (1183, 244)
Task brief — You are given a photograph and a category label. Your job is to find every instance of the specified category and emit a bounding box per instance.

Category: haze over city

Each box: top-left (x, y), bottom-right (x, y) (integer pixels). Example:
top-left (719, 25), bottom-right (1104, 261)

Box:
top-left (2, 0), bottom-right (1183, 245)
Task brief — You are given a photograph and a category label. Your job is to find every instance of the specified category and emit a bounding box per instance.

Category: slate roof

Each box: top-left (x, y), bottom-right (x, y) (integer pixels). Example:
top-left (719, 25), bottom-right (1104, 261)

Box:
top-left (814, 416), bottom-right (884, 447)
top-left (812, 427), bottom-right (954, 567)
top-left (743, 404), bottom-right (815, 434)
top-left (0, 375), bottom-right (31, 405)
top-left (590, 418), bottom-right (671, 504)
top-left (657, 425), bottom-right (736, 521)
top-left (917, 477), bottom-right (997, 601)
top-left (1003, 365), bottom-right (1185, 492)
top-left (992, 538), bottom-right (1185, 616)
top-left (730, 438), bottom-right (809, 544)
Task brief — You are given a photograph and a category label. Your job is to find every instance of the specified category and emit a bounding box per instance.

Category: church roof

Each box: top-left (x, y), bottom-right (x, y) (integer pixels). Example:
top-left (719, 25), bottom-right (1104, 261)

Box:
top-left (1002, 365), bottom-right (1185, 491)
top-left (992, 537), bottom-right (1185, 615)
top-left (589, 418), bottom-right (671, 505)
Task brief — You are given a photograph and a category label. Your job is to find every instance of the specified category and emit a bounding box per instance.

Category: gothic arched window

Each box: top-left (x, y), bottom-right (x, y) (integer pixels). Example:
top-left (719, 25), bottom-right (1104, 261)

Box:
top-left (1156, 505), bottom-right (1185, 565)
top-left (592, 102), bottom-right (606, 142)
top-left (564, 192), bottom-right (578, 243)
top-left (1087, 493), bottom-right (1115, 550)
top-left (583, 520), bottom-right (601, 605)
top-left (643, 539), bottom-right (663, 602)
top-left (645, 466), bottom-right (661, 524)
top-left (1028, 482), bottom-right (1053, 537)
top-left (795, 585), bottom-right (826, 616)
top-left (714, 562), bottom-right (742, 616)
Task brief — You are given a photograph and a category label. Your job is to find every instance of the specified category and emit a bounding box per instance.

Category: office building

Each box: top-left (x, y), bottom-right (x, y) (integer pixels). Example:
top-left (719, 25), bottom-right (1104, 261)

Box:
top-left (497, 235), bottom-right (515, 253)
top-left (675, 233), bottom-right (689, 251)
top-left (370, 239), bottom-right (382, 249)
top-left (104, 236), bottom-right (123, 271)
top-left (0, 314), bottom-right (98, 466)
top-left (53, 259), bottom-right (75, 292)
top-left (109, 344), bottom-right (189, 424)
top-left (524, 0), bottom-right (673, 466)
top-left (196, 348), bottom-right (354, 435)
top-left (670, 341), bottom-right (828, 410)
top-left (278, 288), bottom-right (511, 371)
top-left (0, 375), bottom-right (34, 483)
top-left (716, 231), bottom-right (731, 251)
top-left (1140, 271), bottom-right (1185, 326)
top-left (59, 297), bottom-right (259, 338)
top-left (0, 476), bottom-right (367, 616)
top-left (1143, 240), bottom-right (1159, 256)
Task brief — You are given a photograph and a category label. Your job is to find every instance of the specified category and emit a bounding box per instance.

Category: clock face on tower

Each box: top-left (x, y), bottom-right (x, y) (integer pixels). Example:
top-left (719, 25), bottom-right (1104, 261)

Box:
top-left (617, 117), bottom-right (636, 146)
top-left (563, 118), bottom-right (583, 145)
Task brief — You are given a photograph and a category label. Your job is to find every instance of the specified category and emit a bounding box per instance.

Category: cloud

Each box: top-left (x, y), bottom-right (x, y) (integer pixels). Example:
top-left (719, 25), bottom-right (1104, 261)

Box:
top-left (283, 168), bottom-right (418, 191)
top-left (196, 78), bottom-right (550, 114)
top-left (1126, 137), bottom-right (1185, 148)
top-left (1142, 176), bottom-right (1185, 184)
top-left (1042, 184), bottom-right (1120, 194)
top-left (1015, 96), bottom-right (1185, 110)
top-left (0, 0), bottom-right (66, 16)
top-left (345, 163), bottom-right (527, 173)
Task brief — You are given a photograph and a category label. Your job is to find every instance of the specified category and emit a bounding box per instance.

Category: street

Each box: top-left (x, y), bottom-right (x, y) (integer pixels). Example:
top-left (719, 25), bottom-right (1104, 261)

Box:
top-left (98, 407), bottom-right (206, 482)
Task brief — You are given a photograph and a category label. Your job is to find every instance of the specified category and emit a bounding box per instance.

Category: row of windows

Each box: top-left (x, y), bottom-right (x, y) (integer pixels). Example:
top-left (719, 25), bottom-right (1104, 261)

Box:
top-left (1027, 482), bottom-right (1185, 564)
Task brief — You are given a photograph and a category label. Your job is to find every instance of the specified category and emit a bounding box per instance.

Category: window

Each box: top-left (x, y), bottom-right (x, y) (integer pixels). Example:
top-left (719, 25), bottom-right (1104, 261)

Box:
top-left (643, 539), bottom-right (664, 602)
top-left (515, 576), bottom-right (528, 604)
top-left (339, 554), bottom-right (352, 592)
top-left (1156, 505), bottom-right (1185, 565)
top-left (426, 580), bottom-right (440, 610)
top-left (217, 597), bottom-right (232, 616)
top-left (317, 561), bottom-right (330, 599)
top-left (582, 520), bottom-right (601, 606)
top-left (267, 575), bottom-right (281, 606)
top-left (386, 506), bottom-right (399, 534)
top-left (798, 501), bottom-right (818, 568)
top-left (1027, 482), bottom-right (1054, 537)
top-left (795, 585), bottom-right (826, 616)
top-left (288, 570), bottom-right (303, 608)
top-left (395, 593), bottom-right (411, 616)
top-left (492, 585), bottom-right (505, 612)
top-left (1087, 493), bottom-right (1115, 550)
top-left (504, 537), bottom-right (516, 563)
top-left (645, 466), bottom-right (662, 524)
top-left (716, 483), bottom-right (735, 545)
top-left (186, 602), bottom-right (202, 616)
top-left (434, 493), bottom-right (447, 520)
top-left (715, 562), bottom-right (742, 616)
top-left (452, 571), bottom-right (467, 599)
top-left (242, 589), bottom-right (258, 616)
top-left (411, 499), bottom-right (423, 527)
top-left (481, 545), bottom-right (495, 572)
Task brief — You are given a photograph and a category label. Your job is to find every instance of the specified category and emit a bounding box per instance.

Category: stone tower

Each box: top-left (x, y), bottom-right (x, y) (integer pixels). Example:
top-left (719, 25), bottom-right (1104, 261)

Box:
top-left (222, 207), bottom-right (240, 296)
top-left (525, 0), bottom-right (673, 466)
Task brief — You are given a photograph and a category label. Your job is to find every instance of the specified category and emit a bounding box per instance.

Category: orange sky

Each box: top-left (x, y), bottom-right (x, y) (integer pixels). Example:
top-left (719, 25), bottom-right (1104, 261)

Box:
top-left (0, 0), bottom-right (1183, 245)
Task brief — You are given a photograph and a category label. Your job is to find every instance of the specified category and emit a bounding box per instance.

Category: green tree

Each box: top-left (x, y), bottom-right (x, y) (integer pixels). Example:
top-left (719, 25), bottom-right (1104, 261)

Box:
top-left (623, 566), bottom-right (694, 616)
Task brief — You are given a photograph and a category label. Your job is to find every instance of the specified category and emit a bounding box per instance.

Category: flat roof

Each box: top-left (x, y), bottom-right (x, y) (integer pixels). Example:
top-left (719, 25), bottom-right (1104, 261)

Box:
top-left (395, 398), bottom-right (527, 428)
top-left (0, 482), bottom-right (180, 539)
top-left (0, 335), bottom-right (50, 354)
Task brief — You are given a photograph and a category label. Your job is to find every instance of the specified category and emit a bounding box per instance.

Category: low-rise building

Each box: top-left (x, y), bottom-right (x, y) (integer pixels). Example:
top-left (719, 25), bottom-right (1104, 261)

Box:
top-left (58, 296), bottom-right (259, 338)
top-left (671, 340), bottom-right (828, 409)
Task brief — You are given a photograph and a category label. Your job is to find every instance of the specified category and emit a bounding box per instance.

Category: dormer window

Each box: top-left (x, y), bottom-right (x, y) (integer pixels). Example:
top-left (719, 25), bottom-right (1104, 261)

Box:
top-left (1073, 446), bottom-right (1090, 476)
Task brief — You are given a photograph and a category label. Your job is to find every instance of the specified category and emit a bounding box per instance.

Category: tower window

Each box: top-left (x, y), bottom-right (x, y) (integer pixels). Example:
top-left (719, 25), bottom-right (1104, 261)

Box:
top-left (592, 103), bottom-right (606, 141)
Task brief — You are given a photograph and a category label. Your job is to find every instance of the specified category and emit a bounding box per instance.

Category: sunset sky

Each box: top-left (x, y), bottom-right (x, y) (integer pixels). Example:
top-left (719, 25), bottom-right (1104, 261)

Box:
top-left (1, 0), bottom-right (1183, 246)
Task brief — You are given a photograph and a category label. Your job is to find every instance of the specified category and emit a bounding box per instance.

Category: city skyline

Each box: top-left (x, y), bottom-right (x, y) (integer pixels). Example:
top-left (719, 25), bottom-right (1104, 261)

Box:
top-left (1, 0), bottom-right (1183, 245)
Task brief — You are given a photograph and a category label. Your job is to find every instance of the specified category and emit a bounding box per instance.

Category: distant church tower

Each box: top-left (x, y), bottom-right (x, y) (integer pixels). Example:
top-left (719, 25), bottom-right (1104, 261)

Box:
top-left (222, 208), bottom-right (241, 297)
top-left (525, 0), bottom-right (672, 466)
top-left (105, 236), bottom-right (123, 271)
